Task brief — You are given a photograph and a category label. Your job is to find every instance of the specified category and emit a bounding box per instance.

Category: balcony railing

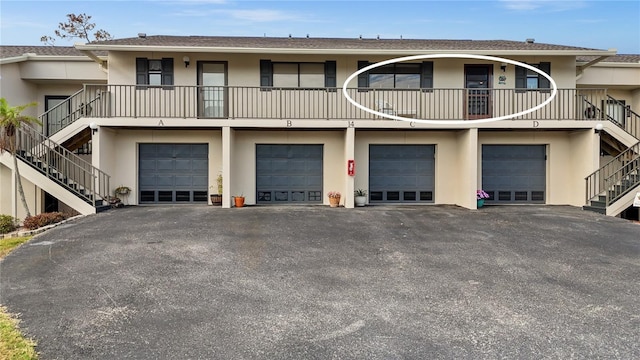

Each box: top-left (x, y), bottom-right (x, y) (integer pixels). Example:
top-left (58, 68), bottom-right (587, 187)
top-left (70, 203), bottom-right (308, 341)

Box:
top-left (82, 85), bottom-right (610, 122)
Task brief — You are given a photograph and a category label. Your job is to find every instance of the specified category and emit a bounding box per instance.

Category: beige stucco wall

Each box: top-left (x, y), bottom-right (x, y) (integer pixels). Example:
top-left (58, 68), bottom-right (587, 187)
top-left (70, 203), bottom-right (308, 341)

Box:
top-left (0, 163), bottom-right (12, 216)
top-left (93, 129), bottom-right (222, 204)
top-left (0, 62), bottom-right (38, 118)
top-left (478, 130), bottom-right (595, 206)
top-left (107, 52), bottom-right (578, 89)
top-left (19, 60), bottom-right (106, 83)
top-left (578, 65), bottom-right (640, 88)
top-left (0, 162), bottom-right (41, 221)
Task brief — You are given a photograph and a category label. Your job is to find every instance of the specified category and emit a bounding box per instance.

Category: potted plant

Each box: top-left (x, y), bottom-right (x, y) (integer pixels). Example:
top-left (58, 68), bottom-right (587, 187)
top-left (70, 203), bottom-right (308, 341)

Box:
top-left (114, 185), bottom-right (131, 196)
top-left (477, 189), bottom-right (489, 208)
top-left (210, 174), bottom-right (223, 205)
top-left (354, 189), bottom-right (367, 207)
top-left (327, 191), bottom-right (341, 208)
top-left (233, 194), bottom-right (245, 208)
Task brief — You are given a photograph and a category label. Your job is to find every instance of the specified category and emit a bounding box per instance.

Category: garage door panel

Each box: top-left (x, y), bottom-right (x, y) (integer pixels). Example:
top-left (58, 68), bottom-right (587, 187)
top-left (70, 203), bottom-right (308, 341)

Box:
top-left (156, 175), bottom-right (175, 187)
top-left (175, 159), bottom-right (192, 171)
top-left (369, 145), bottom-right (435, 203)
top-left (192, 175), bottom-right (207, 187)
top-left (256, 144), bottom-right (323, 204)
top-left (288, 175), bottom-right (307, 187)
top-left (139, 175), bottom-right (156, 187)
top-left (192, 159), bottom-right (208, 172)
top-left (482, 145), bottom-right (545, 203)
top-left (271, 176), bottom-right (290, 187)
top-left (175, 176), bottom-right (194, 187)
top-left (139, 143), bottom-right (208, 203)
top-left (256, 159), bottom-right (272, 171)
top-left (155, 145), bottom-right (174, 157)
top-left (307, 176), bottom-right (322, 187)
top-left (139, 159), bottom-right (156, 171)
top-left (157, 159), bottom-right (174, 171)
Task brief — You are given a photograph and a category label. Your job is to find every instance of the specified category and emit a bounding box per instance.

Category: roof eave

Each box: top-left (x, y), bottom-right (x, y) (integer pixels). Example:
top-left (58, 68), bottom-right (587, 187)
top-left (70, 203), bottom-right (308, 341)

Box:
top-left (0, 54), bottom-right (101, 65)
top-left (74, 44), bottom-right (617, 57)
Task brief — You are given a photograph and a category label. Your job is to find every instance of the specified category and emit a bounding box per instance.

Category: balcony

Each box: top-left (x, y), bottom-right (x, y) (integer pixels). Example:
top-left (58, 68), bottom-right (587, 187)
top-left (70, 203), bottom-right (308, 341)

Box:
top-left (79, 85), bottom-right (608, 122)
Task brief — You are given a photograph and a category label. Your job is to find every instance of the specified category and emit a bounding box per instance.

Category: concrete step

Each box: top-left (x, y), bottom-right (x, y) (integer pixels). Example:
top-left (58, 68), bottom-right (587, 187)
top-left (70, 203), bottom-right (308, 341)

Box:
top-left (583, 205), bottom-right (607, 214)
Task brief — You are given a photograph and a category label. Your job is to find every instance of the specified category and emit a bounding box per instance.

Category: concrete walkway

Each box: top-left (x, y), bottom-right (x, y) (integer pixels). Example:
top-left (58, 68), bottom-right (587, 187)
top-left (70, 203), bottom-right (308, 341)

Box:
top-left (1, 205), bottom-right (639, 359)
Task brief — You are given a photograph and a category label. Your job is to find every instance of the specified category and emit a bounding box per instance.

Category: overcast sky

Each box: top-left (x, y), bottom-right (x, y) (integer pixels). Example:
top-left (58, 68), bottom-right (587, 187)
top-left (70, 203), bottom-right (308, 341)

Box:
top-left (1, 0), bottom-right (639, 53)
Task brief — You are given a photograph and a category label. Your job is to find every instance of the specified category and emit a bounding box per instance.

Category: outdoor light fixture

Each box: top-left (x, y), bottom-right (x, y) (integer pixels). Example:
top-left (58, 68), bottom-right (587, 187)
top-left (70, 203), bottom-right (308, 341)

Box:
top-left (500, 63), bottom-right (507, 72)
top-left (89, 122), bottom-right (98, 135)
top-left (183, 56), bottom-right (190, 68)
top-left (595, 123), bottom-right (603, 133)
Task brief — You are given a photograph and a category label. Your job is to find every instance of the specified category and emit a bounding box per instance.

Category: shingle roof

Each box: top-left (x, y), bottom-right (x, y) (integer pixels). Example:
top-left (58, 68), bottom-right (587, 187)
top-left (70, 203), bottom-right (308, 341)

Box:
top-left (0, 46), bottom-right (106, 59)
top-left (577, 54), bottom-right (640, 63)
top-left (89, 35), bottom-right (604, 52)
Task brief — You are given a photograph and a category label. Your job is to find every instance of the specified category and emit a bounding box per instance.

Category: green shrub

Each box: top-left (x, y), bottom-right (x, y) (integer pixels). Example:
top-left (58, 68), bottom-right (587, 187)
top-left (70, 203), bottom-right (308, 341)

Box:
top-left (22, 212), bottom-right (66, 230)
top-left (0, 215), bottom-right (17, 234)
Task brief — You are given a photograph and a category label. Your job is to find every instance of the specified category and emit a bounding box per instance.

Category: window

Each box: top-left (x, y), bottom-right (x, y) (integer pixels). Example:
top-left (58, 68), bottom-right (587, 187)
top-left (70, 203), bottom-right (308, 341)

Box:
top-left (516, 62), bottom-right (550, 90)
top-left (136, 58), bottom-right (174, 86)
top-left (358, 61), bottom-right (433, 90)
top-left (260, 60), bottom-right (336, 88)
top-left (273, 63), bottom-right (326, 88)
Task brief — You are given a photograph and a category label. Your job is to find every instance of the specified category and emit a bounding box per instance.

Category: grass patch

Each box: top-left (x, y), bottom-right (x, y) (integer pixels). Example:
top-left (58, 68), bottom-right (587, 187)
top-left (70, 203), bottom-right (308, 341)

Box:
top-left (0, 236), bottom-right (38, 359)
top-left (0, 237), bottom-right (32, 259)
top-left (0, 307), bottom-right (38, 360)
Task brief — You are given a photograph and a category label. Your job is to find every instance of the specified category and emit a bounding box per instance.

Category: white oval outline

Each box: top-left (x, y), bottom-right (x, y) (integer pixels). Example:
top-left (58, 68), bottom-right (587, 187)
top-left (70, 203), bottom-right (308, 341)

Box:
top-left (342, 54), bottom-right (558, 125)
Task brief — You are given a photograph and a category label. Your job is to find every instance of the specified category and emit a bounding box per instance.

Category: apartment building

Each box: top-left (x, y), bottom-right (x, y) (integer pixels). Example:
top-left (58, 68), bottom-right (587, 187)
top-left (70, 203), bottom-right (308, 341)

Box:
top-left (1, 36), bottom-right (638, 219)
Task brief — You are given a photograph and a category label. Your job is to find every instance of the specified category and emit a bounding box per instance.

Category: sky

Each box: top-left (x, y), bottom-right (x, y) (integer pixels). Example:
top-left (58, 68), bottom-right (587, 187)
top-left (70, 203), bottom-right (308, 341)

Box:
top-left (1, 0), bottom-right (639, 54)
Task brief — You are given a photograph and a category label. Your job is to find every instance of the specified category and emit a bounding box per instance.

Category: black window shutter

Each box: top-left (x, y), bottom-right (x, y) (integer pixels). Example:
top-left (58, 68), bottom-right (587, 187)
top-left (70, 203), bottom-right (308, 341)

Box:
top-left (420, 61), bottom-right (433, 89)
top-left (260, 60), bottom-right (273, 87)
top-left (324, 61), bottom-right (337, 88)
top-left (357, 61), bottom-right (369, 88)
top-left (515, 65), bottom-right (527, 89)
top-left (136, 58), bottom-right (148, 85)
top-left (161, 58), bottom-right (174, 86)
top-left (538, 62), bottom-right (551, 88)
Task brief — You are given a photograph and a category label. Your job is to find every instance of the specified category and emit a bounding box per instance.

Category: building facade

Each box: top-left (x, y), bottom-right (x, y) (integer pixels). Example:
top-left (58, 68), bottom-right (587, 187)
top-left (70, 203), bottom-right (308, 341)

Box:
top-left (1, 36), bottom-right (639, 219)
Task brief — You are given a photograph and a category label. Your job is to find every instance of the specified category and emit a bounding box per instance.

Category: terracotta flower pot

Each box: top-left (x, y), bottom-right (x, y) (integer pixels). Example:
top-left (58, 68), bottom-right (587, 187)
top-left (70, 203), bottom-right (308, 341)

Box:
top-left (329, 196), bottom-right (340, 208)
top-left (234, 196), bottom-right (245, 208)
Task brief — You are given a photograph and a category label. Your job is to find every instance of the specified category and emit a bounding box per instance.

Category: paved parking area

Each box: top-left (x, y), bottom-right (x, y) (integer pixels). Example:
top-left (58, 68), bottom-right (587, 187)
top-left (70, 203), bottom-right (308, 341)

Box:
top-left (1, 205), bottom-right (639, 359)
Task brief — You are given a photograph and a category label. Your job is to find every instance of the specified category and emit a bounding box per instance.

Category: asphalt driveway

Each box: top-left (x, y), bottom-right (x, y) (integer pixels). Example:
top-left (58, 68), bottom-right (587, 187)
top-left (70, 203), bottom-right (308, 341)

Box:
top-left (1, 205), bottom-right (639, 359)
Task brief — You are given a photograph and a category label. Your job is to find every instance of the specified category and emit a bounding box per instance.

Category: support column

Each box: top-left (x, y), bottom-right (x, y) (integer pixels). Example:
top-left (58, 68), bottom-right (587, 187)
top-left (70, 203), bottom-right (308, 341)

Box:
top-left (457, 128), bottom-right (478, 209)
top-left (344, 127), bottom-right (355, 208)
top-left (222, 126), bottom-right (233, 208)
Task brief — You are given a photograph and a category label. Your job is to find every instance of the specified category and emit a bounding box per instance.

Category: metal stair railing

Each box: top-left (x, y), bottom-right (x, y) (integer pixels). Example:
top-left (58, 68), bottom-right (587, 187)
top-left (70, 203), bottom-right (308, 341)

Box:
top-left (585, 142), bottom-right (640, 206)
top-left (38, 86), bottom-right (105, 136)
top-left (604, 152), bottom-right (640, 206)
top-left (606, 95), bottom-right (640, 140)
top-left (14, 124), bottom-right (110, 207)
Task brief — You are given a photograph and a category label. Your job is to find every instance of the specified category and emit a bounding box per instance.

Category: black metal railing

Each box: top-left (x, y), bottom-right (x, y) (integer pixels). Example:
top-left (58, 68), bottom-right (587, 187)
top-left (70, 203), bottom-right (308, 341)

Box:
top-left (81, 85), bottom-right (611, 122)
top-left (585, 142), bottom-right (640, 206)
top-left (13, 124), bottom-right (110, 206)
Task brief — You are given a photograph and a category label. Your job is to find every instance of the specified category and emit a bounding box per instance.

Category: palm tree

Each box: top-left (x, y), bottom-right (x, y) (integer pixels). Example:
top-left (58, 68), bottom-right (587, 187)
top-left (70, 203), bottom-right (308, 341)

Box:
top-left (0, 98), bottom-right (40, 218)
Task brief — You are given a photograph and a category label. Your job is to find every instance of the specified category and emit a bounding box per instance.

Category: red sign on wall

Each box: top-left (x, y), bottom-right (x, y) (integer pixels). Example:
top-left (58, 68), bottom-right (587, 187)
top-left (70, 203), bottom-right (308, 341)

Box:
top-left (347, 159), bottom-right (355, 176)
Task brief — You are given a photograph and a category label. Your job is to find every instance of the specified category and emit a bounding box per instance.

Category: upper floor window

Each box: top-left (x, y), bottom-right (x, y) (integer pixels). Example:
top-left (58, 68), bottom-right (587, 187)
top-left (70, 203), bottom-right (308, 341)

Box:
top-left (516, 62), bottom-right (550, 90)
top-left (357, 61), bottom-right (433, 90)
top-left (136, 58), bottom-right (174, 86)
top-left (260, 60), bottom-right (336, 88)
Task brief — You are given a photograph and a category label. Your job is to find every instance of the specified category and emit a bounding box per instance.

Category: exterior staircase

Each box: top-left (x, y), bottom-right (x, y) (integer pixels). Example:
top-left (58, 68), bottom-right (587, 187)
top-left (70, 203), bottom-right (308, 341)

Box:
top-left (584, 100), bottom-right (640, 216)
top-left (0, 123), bottom-right (110, 215)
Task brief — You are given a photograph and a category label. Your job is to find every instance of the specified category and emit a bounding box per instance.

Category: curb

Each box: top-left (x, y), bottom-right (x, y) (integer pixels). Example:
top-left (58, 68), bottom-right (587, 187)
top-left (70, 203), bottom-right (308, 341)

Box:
top-left (0, 214), bottom-right (87, 240)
